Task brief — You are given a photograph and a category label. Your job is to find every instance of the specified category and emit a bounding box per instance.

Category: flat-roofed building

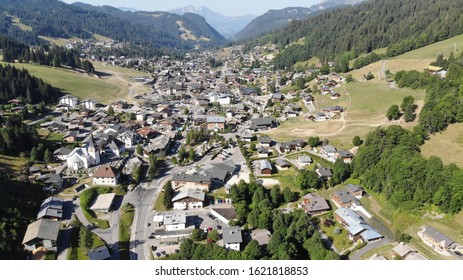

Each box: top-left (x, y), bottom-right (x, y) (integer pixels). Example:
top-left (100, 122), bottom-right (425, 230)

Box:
top-left (163, 212), bottom-right (186, 231)
top-left (89, 193), bottom-right (116, 213)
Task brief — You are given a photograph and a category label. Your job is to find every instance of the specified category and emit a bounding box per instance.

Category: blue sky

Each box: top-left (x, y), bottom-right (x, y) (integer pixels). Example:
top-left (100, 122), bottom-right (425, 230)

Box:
top-left (61, 0), bottom-right (321, 16)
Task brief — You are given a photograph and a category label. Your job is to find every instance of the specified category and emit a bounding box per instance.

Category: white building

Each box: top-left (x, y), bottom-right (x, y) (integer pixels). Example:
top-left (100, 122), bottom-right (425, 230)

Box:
top-left (92, 165), bottom-right (119, 186)
top-left (117, 131), bottom-right (138, 149)
top-left (163, 212), bottom-right (186, 231)
top-left (59, 95), bottom-right (79, 108)
top-left (81, 99), bottom-right (97, 110)
top-left (222, 227), bottom-right (243, 251)
top-left (172, 190), bottom-right (205, 210)
top-left (89, 193), bottom-right (116, 213)
top-left (66, 135), bottom-right (100, 171)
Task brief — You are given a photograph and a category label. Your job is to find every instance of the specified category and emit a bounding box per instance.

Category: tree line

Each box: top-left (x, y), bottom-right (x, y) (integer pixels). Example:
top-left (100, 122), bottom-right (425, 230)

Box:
top-left (0, 63), bottom-right (61, 104)
top-left (0, 177), bottom-right (46, 259)
top-left (260, 0), bottom-right (463, 69)
top-left (1, 36), bottom-right (95, 73)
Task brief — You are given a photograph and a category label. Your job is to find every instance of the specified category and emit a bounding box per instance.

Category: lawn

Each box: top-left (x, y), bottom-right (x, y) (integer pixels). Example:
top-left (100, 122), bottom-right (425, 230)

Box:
top-left (421, 123), bottom-right (463, 168)
top-left (0, 154), bottom-right (28, 172)
top-left (318, 212), bottom-right (354, 253)
top-left (153, 191), bottom-right (167, 211)
top-left (119, 203), bottom-right (135, 260)
top-left (266, 81), bottom-right (425, 148)
top-left (360, 244), bottom-right (395, 260)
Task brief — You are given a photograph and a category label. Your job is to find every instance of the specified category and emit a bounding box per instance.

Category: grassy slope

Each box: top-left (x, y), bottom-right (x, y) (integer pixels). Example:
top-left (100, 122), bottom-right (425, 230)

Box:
top-left (421, 123), bottom-right (463, 168)
top-left (119, 203), bottom-right (135, 260)
top-left (266, 32), bottom-right (463, 148)
top-left (266, 81), bottom-right (424, 149)
top-left (0, 60), bottom-right (148, 103)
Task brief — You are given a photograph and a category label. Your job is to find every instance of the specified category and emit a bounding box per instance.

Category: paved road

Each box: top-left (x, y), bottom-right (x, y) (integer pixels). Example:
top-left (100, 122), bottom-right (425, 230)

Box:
top-left (349, 238), bottom-right (391, 260)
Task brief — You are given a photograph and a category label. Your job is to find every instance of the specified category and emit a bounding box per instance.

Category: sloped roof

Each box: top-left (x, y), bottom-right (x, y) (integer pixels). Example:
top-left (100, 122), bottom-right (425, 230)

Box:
top-left (37, 196), bottom-right (63, 220)
top-left (93, 165), bottom-right (117, 178)
top-left (259, 159), bottom-right (272, 171)
top-left (22, 219), bottom-right (60, 244)
top-left (172, 189), bottom-right (205, 202)
top-left (422, 226), bottom-right (455, 247)
top-left (222, 227), bottom-right (242, 244)
top-left (172, 172), bottom-right (212, 184)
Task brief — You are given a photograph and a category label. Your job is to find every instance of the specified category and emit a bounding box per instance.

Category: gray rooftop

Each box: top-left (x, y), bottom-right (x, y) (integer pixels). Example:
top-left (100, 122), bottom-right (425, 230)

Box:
top-left (259, 159), bottom-right (273, 171)
top-left (88, 246), bottom-right (111, 260)
top-left (422, 226), bottom-right (455, 248)
top-left (22, 219), bottom-right (60, 244)
top-left (89, 193), bottom-right (116, 211)
top-left (207, 116), bottom-right (226, 123)
top-left (222, 227), bottom-right (243, 244)
top-left (333, 190), bottom-right (359, 205)
top-left (322, 145), bottom-right (337, 153)
top-left (37, 196), bottom-right (64, 220)
top-left (298, 156), bottom-right (313, 163)
top-left (163, 212), bottom-right (186, 225)
top-left (172, 172), bottom-right (212, 184)
top-left (211, 207), bottom-right (237, 221)
top-left (172, 189), bottom-right (205, 202)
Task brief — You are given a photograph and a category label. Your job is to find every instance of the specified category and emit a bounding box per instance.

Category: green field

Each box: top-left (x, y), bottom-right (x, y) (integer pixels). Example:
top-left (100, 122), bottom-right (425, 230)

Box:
top-left (119, 203), bottom-right (135, 260)
top-left (421, 123), bottom-right (463, 168)
top-left (0, 154), bottom-right (27, 172)
top-left (266, 81), bottom-right (425, 148)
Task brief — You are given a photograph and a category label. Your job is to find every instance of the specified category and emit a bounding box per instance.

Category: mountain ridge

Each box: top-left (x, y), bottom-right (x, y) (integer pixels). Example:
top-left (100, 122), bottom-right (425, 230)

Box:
top-left (168, 5), bottom-right (255, 39)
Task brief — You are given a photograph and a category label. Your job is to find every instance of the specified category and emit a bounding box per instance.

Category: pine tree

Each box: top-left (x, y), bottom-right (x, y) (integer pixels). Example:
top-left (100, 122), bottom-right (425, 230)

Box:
top-left (44, 149), bottom-right (53, 164)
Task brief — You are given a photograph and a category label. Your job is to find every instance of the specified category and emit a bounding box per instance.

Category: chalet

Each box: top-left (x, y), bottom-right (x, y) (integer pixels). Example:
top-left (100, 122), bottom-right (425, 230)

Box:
top-left (299, 193), bottom-right (331, 215)
top-left (257, 135), bottom-right (272, 147)
top-left (89, 193), bottom-right (116, 213)
top-left (420, 226), bottom-right (456, 255)
top-left (172, 190), bottom-right (205, 210)
top-left (392, 243), bottom-right (427, 260)
top-left (38, 174), bottom-right (64, 192)
top-left (241, 133), bottom-right (253, 143)
top-left (222, 226), bottom-right (243, 251)
top-left (36, 196), bottom-right (64, 220)
top-left (316, 167), bottom-right (333, 180)
top-left (206, 116), bottom-right (226, 130)
top-left (106, 139), bottom-right (125, 157)
top-left (113, 100), bottom-right (128, 110)
top-left (59, 95), bottom-right (79, 108)
top-left (117, 130), bottom-right (139, 149)
top-left (315, 112), bottom-right (327, 122)
top-left (259, 159), bottom-right (273, 175)
top-left (336, 150), bottom-right (354, 163)
top-left (163, 212), bottom-right (186, 231)
top-left (22, 219), bottom-right (60, 252)
top-left (136, 127), bottom-right (158, 139)
top-left (274, 159), bottom-right (291, 170)
top-left (298, 155), bottom-right (313, 166)
top-left (345, 184), bottom-right (364, 198)
top-left (330, 92), bottom-right (341, 100)
top-left (321, 145), bottom-right (337, 157)
top-left (81, 99), bottom-right (97, 110)
top-left (200, 160), bottom-right (237, 184)
top-left (250, 118), bottom-right (276, 131)
top-left (331, 190), bottom-right (361, 208)
top-left (92, 165), bottom-right (119, 186)
top-left (334, 208), bottom-right (382, 243)
top-left (53, 147), bottom-right (72, 161)
top-left (172, 172), bottom-right (212, 192)
top-left (279, 139), bottom-right (306, 153)
top-left (257, 147), bottom-right (271, 158)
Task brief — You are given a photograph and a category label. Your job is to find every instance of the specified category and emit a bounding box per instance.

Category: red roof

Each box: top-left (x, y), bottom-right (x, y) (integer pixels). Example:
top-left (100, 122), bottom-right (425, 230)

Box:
top-left (93, 165), bottom-right (117, 178)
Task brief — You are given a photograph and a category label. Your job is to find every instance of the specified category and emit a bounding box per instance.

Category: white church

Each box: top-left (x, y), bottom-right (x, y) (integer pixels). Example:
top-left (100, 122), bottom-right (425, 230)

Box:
top-left (66, 135), bottom-right (100, 171)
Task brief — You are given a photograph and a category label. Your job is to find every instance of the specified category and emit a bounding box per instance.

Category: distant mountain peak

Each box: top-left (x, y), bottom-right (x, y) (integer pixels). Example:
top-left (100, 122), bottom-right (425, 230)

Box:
top-left (169, 5), bottom-right (256, 38)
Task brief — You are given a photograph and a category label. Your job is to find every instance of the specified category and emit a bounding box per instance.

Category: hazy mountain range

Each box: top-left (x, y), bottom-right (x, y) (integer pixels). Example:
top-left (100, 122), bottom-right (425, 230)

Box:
top-left (169, 6), bottom-right (255, 39)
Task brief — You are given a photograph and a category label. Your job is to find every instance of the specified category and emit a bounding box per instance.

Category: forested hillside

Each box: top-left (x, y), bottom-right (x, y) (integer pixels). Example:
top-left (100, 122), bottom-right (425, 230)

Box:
top-left (262, 0), bottom-right (463, 69)
top-left (353, 52), bottom-right (463, 215)
top-left (1, 36), bottom-right (95, 73)
top-left (0, 176), bottom-right (46, 259)
top-left (0, 63), bottom-right (61, 105)
top-left (0, 0), bottom-right (225, 53)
